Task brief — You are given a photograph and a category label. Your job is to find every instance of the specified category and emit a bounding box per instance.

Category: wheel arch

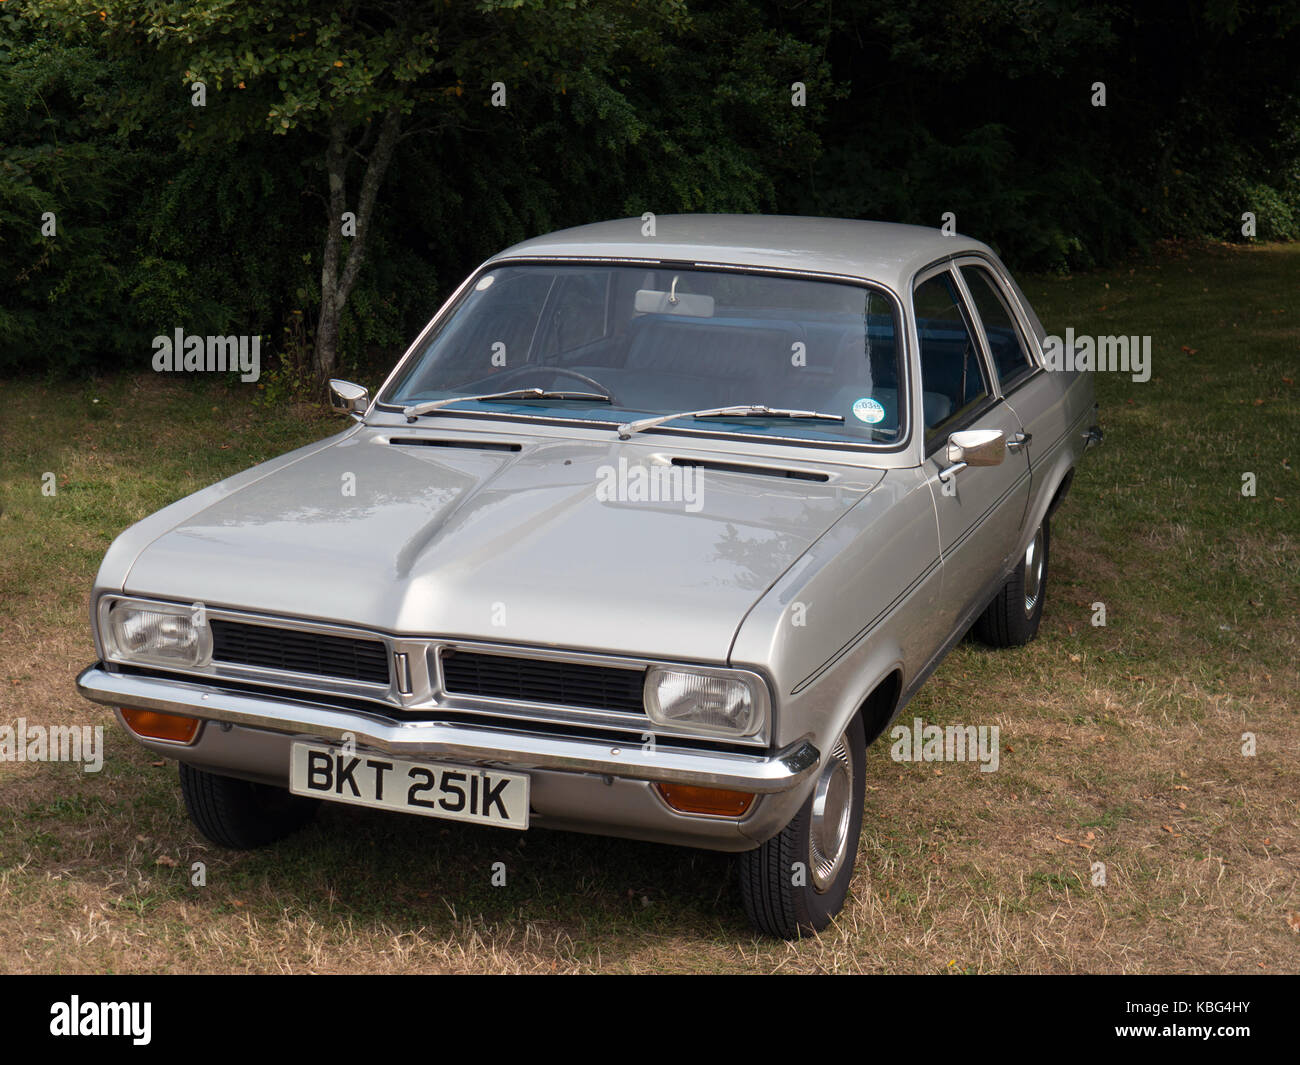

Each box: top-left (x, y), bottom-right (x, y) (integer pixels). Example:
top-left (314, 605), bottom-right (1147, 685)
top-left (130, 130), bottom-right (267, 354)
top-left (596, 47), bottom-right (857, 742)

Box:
top-left (1018, 461), bottom-right (1073, 561)
top-left (856, 669), bottom-right (904, 748)
top-left (1045, 466), bottom-right (1075, 520)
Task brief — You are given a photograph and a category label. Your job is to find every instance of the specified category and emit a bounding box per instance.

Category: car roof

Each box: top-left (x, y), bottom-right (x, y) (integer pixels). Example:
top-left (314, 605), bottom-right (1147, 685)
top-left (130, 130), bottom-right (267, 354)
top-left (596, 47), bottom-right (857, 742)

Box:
top-left (491, 214), bottom-right (997, 291)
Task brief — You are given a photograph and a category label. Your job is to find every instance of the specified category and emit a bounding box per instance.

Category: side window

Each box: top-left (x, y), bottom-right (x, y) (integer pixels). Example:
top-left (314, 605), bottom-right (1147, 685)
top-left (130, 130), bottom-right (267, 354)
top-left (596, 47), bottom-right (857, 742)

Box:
top-left (960, 265), bottom-right (1035, 388)
top-left (913, 271), bottom-right (989, 443)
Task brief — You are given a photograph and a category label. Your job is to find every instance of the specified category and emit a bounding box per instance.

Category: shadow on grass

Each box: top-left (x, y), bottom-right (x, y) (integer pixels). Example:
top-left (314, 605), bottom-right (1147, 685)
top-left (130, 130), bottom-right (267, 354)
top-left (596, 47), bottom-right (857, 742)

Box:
top-left (193, 795), bottom-right (748, 942)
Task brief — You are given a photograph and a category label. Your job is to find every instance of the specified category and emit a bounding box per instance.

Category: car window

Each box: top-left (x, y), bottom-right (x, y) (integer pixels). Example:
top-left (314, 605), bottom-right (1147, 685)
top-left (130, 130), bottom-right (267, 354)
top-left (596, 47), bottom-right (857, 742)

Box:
top-left (405, 270), bottom-right (557, 390)
top-left (999, 266), bottom-right (1047, 347)
top-left (537, 271), bottom-right (610, 359)
top-left (960, 265), bottom-right (1035, 388)
top-left (913, 271), bottom-right (989, 443)
top-left (382, 264), bottom-right (906, 446)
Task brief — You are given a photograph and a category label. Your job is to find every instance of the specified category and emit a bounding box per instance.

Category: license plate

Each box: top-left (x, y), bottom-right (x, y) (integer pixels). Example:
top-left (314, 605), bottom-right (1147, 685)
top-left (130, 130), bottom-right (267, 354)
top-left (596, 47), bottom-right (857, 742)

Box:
top-left (289, 742), bottom-right (529, 830)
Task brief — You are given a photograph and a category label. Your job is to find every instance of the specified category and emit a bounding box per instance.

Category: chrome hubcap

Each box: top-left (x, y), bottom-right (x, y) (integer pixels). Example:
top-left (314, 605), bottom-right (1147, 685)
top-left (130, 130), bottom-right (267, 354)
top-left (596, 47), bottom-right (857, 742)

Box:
top-left (1023, 527), bottom-right (1044, 616)
top-left (809, 732), bottom-right (854, 892)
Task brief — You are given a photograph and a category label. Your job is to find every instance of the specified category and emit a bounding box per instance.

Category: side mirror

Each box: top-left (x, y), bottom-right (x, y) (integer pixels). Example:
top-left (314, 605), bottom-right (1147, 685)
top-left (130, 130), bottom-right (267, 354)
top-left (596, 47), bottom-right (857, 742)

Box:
top-left (946, 428), bottom-right (1006, 467)
top-left (329, 379), bottom-right (369, 419)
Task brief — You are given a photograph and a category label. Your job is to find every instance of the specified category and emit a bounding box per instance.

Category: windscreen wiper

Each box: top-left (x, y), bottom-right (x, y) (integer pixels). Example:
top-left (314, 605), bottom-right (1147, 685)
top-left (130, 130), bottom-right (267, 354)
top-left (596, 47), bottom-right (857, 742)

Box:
top-left (404, 388), bottom-right (612, 422)
top-left (617, 405), bottom-right (845, 440)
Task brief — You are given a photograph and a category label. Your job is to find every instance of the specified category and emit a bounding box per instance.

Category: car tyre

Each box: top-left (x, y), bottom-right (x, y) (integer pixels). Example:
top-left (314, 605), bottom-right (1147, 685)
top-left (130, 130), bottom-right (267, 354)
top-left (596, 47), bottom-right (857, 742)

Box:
top-left (739, 711), bottom-right (866, 938)
top-left (974, 518), bottom-right (1050, 647)
top-left (179, 762), bottom-right (318, 849)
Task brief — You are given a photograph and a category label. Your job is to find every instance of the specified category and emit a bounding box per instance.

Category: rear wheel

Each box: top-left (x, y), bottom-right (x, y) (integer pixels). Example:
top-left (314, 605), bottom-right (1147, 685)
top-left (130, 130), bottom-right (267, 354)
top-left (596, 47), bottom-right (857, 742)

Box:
top-left (739, 712), bottom-right (866, 938)
top-left (179, 763), bottom-right (318, 849)
top-left (974, 518), bottom-right (1050, 647)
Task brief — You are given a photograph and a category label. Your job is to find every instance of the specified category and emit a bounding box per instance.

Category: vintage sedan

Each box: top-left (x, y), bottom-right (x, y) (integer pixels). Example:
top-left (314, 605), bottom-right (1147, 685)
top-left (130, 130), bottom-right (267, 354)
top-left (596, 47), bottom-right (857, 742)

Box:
top-left (77, 216), bottom-right (1099, 937)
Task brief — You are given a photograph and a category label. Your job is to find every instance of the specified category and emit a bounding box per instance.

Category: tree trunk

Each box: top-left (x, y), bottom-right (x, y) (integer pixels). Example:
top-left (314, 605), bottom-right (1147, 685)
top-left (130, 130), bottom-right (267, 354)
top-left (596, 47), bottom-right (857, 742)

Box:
top-left (312, 109), bottom-right (403, 382)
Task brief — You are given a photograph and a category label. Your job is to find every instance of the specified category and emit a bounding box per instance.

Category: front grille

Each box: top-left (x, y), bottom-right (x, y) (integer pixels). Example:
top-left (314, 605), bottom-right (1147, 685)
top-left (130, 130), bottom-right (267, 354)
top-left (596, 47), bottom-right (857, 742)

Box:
top-left (210, 619), bottom-right (390, 686)
top-left (440, 650), bottom-right (646, 713)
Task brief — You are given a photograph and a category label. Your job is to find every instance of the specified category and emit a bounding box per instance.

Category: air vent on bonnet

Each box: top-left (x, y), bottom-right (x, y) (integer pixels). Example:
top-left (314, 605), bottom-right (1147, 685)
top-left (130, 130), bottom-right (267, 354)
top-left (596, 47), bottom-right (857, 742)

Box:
top-left (670, 457), bottom-right (829, 482)
top-left (387, 437), bottom-right (522, 452)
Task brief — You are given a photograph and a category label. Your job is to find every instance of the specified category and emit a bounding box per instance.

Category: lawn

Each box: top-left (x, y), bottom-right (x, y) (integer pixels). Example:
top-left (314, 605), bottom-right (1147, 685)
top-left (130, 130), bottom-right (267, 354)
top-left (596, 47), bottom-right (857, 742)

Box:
top-left (0, 240), bottom-right (1296, 973)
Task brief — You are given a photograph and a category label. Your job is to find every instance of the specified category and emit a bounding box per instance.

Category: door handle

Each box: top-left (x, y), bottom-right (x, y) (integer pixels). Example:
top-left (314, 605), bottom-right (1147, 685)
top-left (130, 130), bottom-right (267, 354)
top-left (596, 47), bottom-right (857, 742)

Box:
top-left (1006, 432), bottom-right (1032, 452)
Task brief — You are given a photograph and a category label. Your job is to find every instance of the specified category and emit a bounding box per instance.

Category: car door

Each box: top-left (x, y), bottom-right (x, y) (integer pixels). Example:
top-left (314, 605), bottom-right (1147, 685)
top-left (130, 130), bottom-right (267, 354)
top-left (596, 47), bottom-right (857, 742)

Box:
top-left (954, 257), bottom-right (1067, 528)
top-left (913, 264), bottom-right (1032, 633)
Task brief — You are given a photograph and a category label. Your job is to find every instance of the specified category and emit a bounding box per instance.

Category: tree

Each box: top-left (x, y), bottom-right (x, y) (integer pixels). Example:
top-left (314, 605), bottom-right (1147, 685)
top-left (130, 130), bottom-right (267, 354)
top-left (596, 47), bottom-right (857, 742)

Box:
top-left (40, 0), bottom-right (688, 380)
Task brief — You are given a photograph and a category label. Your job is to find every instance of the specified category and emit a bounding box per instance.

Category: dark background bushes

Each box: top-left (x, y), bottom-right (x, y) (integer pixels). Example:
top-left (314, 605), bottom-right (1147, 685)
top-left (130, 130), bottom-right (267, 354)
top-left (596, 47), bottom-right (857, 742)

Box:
top-left (1, 0), bottom-right (1296, 378)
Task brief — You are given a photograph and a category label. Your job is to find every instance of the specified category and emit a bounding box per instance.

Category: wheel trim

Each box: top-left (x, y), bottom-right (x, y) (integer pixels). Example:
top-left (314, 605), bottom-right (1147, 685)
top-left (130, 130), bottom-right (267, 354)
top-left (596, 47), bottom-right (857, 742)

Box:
top-left (1023, 526), bottom-right (1045, 616)
top-left (809, 733), bottom-right (854, 892)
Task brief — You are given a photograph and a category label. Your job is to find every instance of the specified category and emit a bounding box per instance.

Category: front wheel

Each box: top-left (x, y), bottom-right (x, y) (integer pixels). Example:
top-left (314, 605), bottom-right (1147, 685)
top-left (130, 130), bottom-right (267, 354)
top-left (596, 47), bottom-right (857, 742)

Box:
top-left (179, 763), bottom-right (319, 849)
top-left (974, 518), bottom-right (1050, 647)
top-left (739, 712), bottom-right (866, 938)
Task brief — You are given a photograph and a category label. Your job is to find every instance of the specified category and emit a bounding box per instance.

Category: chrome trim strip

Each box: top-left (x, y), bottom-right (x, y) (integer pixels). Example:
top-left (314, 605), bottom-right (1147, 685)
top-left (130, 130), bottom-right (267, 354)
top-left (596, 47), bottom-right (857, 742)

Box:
top-left (792, 553), bottom-right (942, 695)
top-left (77, 665), bottom-right (816, 793)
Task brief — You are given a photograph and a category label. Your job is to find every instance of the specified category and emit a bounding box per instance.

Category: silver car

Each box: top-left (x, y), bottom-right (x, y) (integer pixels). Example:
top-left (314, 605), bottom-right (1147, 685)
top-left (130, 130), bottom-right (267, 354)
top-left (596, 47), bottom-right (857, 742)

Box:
top-left (78, 215), bottom-right (1099, 938)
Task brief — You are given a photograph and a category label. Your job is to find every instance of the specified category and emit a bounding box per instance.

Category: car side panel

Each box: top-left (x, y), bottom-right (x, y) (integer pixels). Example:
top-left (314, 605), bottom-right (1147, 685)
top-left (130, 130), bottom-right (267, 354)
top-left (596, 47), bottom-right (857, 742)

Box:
top-left (730, 465), bottom-right (945, 757)
top-left (1009, 372), bottom-right (1095, 536)
top-left (922, 401), bottom-right (1032, 635)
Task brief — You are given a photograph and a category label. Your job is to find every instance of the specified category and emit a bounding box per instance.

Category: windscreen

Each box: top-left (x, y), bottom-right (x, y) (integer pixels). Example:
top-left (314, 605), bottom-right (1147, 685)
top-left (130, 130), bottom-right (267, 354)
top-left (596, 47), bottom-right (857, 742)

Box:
top-left (381, 263), bottom-right (905, 445)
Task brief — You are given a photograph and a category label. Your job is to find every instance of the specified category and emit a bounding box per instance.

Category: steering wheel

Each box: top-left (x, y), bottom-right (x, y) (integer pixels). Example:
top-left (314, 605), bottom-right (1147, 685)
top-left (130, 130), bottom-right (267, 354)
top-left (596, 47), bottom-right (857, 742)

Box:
top-left (492, 364), bottom-right (620, 405)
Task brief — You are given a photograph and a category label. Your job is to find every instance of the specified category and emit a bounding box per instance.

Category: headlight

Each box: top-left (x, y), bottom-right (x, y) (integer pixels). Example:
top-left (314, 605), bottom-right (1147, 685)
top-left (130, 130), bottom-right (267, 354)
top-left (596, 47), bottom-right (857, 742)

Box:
top-left (643, 667), bottom-right (767, 737)
top-left (103, 599), bottom-right (211, 668)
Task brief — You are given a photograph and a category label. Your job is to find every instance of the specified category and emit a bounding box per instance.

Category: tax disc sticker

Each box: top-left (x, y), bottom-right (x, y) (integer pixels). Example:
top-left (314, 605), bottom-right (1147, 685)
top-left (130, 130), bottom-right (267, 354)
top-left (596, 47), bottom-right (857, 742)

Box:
top-left (852, 397), bottom-right (886, 424)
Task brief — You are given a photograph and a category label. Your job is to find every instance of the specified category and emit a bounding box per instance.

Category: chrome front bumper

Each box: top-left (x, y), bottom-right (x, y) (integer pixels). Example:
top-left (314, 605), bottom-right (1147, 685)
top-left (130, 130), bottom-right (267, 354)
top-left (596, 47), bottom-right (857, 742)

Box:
top-left (76, 664), bottom-right (819, 794)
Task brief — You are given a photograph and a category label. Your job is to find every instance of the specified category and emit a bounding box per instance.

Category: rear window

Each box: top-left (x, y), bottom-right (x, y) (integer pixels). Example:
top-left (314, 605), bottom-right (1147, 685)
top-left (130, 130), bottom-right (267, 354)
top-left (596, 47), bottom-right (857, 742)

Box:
top-left (961, 265), bottom-right (1035, 388)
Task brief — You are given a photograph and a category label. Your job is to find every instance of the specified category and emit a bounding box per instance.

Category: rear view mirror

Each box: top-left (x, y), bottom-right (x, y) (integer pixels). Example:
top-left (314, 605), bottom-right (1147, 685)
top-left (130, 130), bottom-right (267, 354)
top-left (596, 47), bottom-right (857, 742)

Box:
top-left (634, 289), bottom-right (715, 317)
top-left (329, 379), bottom-right (369, 418)
top-left (946, 428), bottom-right (1006, 467)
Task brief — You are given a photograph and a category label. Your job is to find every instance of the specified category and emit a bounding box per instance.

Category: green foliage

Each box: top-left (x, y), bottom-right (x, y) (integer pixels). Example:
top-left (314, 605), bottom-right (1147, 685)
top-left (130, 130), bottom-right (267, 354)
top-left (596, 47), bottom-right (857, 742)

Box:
top-left (0, 4), bottom-right (142, 374)
top-left (2, 0), bottom-right (1297, 377)
top-left (1237, 182), bottom-right (1299, 242)
top-left (797, 0), bottom-right (1300, 270)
